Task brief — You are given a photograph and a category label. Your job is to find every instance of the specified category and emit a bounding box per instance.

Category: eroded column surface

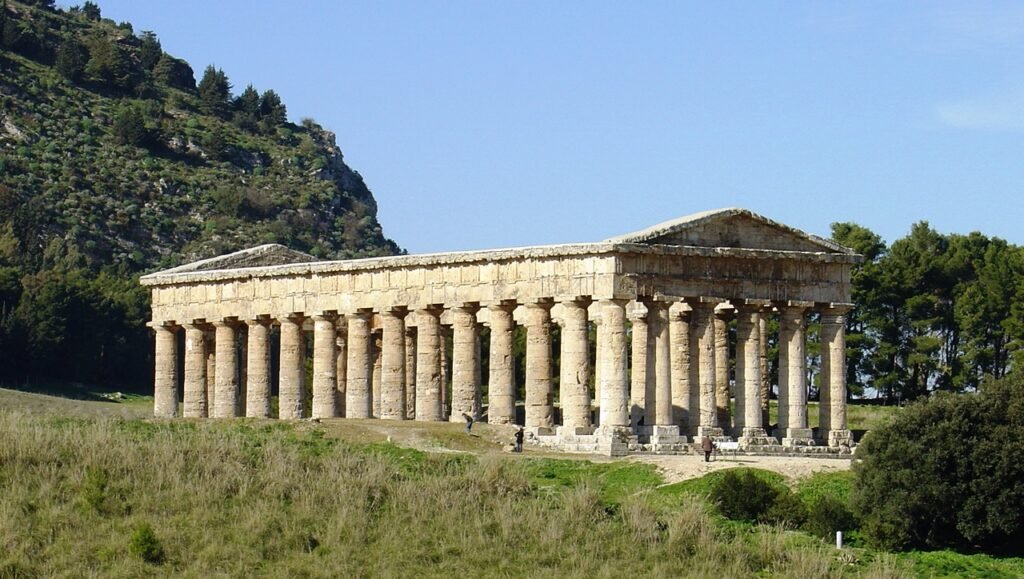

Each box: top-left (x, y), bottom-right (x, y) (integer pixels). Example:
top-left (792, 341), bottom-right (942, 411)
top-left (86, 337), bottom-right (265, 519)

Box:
top-left (758, 310), bottom-right (771, 428)
top-left (820, 305), bottom-right (854, 447)
top-left (381, 308), bottom-right (408, 420)
top-left (714, 306), bottom-right (732, 429)
top-left (488, 302), bottom-right (517, 425)
top-left (734, 304), bottom-right (768, 441)
top-left (345, 311), bottom-right (373, 418)
top-left (278, 314), bottom-right (305, 419)
top-left (213, 320), bottom-right (240, 418)
top-left (598, 299), bottom-right (629, 428)
top-left (692, 301), bottom-right (722, 437)
top-left (629, 306), bottom-right (648, 427)
top-left (669, 302), bottom-right (692, 431)
top-left (336, 325), bottom-right (347, 417)
top-left (560, 298), bottom-right (592, 430)
top-left (415, 307), bottom-right (444, 421)
top-left (245, 318), bottom-right (272, 418)
top-left (778, 304), bottom-right (812, 444)
top-left (450, 304), bottom-right (480, 422)
top-left (312, 313), bottom-right (339, 419)
top-left (153, 322), bottom-right (179, 418)
top-left (525, 300), bottom-right (554, 429)
top-left (182, 322), bottom-right (209, 418)
top-left (405, 327), bottom-right (417, 419)
top-left (649, 300), bottom-right (673, 426)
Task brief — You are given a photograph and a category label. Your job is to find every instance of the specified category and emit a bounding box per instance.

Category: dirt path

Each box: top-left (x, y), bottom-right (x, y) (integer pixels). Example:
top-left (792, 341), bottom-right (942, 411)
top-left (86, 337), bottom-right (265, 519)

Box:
top-left (628, 453), bottom-right (853, 484)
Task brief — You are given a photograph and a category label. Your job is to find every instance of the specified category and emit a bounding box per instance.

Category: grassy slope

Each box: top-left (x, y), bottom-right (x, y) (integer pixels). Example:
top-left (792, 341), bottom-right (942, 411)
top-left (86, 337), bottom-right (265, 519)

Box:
top-left (0, 391), bottom-right (1016, 577)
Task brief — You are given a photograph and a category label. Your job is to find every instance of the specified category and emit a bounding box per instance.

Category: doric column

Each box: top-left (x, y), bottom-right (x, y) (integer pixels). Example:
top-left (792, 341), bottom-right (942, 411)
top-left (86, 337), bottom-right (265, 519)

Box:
top-left (643, 299), bottom-right (658, 424)
top-left (647, 300), bottom-right (673, 426)
top-left (405, 327), bottom-right (417, 419)
top-left (668, 302), bottom-right (692, 431)
top-left (735, 304), bottom-right (768, 442)
top-left (820, 304), bottom-right (854, 447)
top-left (758, 309), bottom-right (771, 427)
top-left (450, 303), bottom-right (480, 422)
top-left (380, 307), bottom-right (408, 420)
top-left (345, 311), bottom-right (373, 418)
top-left (690, 300), bottom-right (722, 437)
top-left (152, 322), bottom-right (179, 418)
top-left (278, 314), bottom-right (305, 419)
top-left (714, 306), bottom-right (733, 429)
top-left (487, 301), bottom-right (517, 424)
top-left (372, 333), bottom-right (382, 418)
top-left (182, 322), bottom-right (209, 418)
top-left (415, 306), bottom-right (444, 421)
top-left (593, 315), bottom-right (603, 423)
top-left (335, 323), bottom-right (347, 417)
top-left (245, 317), bottom-right (272, 418)
top-left (205, 328), bottom-right (216, 412)
top-left (212, 320), bottom-right (241, 418)
top-left (598, 299), bottom-right (629, 427)
top-left (560, 297), bottom-right (592, 430)
top-left (311, 313), bottom-right (339, 419)
top-left (629, 304), bottom-right (648, 427)
top-left (525, 299), bottom-right (554, 429)
top-left (778, 303), bottom-right (812, 444)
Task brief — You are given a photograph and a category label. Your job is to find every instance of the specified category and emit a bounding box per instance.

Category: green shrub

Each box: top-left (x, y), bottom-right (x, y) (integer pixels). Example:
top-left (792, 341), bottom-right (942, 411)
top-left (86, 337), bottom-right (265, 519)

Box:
top-left (128, 522), bottom-right (164, 564)
top-left (853, 374), bottom-right (1024, 553)
top-left (710, 469), bottom-right (781, 523)
top-left (762, 488), bottom-right (808, 529)
top-left (803, 495), bottom-right (856, 539)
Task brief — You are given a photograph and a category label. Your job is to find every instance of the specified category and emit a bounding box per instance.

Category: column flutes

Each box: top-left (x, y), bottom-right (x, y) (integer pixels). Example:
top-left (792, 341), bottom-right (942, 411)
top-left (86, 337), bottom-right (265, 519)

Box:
top-left (213, 320), bottom-right (240, 418)
top-left (525, 300), bottom-right (554, 429)
top-left (778, 304), bottom-right (812, 444)
top-left (415, 306), bottom-right (444, 421)
top-left (629, 304), bottom-right (648, 427)
top-left (345, 310), bottom-right (373, 418)
top-left (450, 304), bottom-right (480, 422)
top-left (560, 298), bottom-right (591, 430)
top-left (820, 304), bottom-right (854, 447)
top-left (380, 307), bottom-right (408, 420)
top-left (245, 317), bottom-right (272, 418)
top-left (278, 314), bottom-right (305, 419)
top-left (182, 322), bottom-right (209, 418)
top-left (668, 302), bottom-right (691, 432)
top-left (734, 304), bottom-right (768, 442)
top-left (312, 313), bottom-right (339, 419)
top-left (488, 302), bottom-right (517, 424)
top-left (691, 300), bottom-right (722, 437)
top-left (598, 299), bottom-right (629, 427)
top-left (152, 322), bottom-right (179, 418)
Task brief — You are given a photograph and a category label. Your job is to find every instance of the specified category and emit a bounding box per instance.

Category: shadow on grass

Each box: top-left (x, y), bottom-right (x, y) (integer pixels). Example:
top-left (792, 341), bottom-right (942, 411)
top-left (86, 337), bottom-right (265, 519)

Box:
top-left (0, 381), bottom-right (140, 404)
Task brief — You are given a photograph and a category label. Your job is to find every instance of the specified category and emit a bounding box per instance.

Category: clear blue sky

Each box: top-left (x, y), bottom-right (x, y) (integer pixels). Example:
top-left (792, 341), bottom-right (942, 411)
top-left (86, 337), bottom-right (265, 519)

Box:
top-left (83, 1), bottom-right (1024, 253)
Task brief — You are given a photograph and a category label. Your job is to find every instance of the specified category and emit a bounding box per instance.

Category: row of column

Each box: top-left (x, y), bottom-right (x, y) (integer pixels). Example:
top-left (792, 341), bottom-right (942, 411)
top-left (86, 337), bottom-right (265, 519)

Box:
top-left (152, 298), bottom-right (851, 445)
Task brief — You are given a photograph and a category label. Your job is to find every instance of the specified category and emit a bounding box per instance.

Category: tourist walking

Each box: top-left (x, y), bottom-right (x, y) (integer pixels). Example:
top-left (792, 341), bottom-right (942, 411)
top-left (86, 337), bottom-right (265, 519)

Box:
top-left (701, 435), bottom-right (714, 462)
top-left (514, 426), bottom-right (524, 452)
top-left (463, 413), bottom-right (474, 433)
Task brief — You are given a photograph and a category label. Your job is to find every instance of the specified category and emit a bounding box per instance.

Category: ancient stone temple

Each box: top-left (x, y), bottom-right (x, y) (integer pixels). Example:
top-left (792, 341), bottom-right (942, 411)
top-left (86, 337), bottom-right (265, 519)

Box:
top-left (142, 208), bottom-right (860, 455)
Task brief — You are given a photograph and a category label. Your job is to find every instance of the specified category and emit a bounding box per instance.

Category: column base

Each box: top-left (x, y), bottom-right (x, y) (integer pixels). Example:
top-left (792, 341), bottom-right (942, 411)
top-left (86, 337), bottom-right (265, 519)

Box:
top-left (827, 429), bottom-right (854, 449)
top-left (697, 426), bottom-right (725, 439)
top-left (634, 424), bottom-right (686, 444)
top-left (737, 427), bottom-right (777, 447)
top-left (782, 428), bottom-right (816, 447)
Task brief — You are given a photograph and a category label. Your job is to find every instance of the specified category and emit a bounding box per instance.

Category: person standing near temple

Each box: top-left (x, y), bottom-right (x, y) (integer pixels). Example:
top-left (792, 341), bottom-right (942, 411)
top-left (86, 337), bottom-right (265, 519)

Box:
top-left (514, 426), bottom-right (525, 452)
top-left (701, 435), bottom-right (714, 462)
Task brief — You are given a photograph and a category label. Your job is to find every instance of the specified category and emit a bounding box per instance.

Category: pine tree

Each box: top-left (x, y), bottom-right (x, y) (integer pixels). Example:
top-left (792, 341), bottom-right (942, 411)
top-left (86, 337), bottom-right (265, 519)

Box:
top-left (138, 31), bottom-right (161, 71)
top-left (81, 1), bottom-right (100, 21)
top-left (197, 65), bottom-right (231, 118)
top-left (232, 84), bottom-right (260, 131)
top-left (258, 89), bottom-right (286, 133)
top-left (111, 105), bottom-right (148, 147)
top-left (55, 38), bottom-right (87, 81)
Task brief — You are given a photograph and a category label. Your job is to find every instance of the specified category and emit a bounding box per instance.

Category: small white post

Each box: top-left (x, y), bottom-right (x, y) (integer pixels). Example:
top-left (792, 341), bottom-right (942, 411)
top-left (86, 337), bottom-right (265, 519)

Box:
top-left (836, 530), bottom-right (843, 549)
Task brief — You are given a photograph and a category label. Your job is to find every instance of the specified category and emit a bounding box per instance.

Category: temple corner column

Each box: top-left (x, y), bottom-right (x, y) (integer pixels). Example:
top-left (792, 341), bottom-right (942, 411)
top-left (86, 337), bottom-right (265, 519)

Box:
top-left (151, 321), bottom-right (179, 418)
top-left (820, 303), bottom-right (854, 449)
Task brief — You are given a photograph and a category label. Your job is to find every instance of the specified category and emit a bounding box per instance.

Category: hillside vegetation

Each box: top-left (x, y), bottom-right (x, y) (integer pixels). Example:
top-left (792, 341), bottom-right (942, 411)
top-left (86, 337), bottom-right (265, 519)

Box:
top-left (0, 0), bottom-right (400, 390)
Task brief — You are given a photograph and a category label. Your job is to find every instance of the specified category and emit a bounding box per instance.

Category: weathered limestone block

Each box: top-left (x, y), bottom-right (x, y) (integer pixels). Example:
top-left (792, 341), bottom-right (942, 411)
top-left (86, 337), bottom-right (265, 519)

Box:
top-left (152, 323), bottom-right (178, 418)
top-left (450, 304), bottom-right (480, 422)
top-left (560, 298), bottom-right (592, 430)
top-left (245, 318), bottom-right (272, 418)
top-left (487, 302), bottom-right (517, 425)
top-left (380, 308), bottom-right (408, 420)
top-left (213, 320), bottom-right (240, 418)
top-left (278, 314), bottom-right (305, 419)
top-left (525, 300), bottom-right (554, 429)
top-left (598, 299), bottom-right (629, 427)
top-left (312, 314), bottom-right (339, 419)
top-left (415, 307), bottom-right (443, 421)
top-left (346, 311), bottom-right (373, 418)
top-left (182, 322), bottom-right (209, 418)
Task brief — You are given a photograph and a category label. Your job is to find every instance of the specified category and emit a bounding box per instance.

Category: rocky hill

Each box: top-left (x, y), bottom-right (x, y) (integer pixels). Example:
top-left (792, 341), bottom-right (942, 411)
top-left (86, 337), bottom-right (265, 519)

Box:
top-left (0, 0), bottom-right (401, 388)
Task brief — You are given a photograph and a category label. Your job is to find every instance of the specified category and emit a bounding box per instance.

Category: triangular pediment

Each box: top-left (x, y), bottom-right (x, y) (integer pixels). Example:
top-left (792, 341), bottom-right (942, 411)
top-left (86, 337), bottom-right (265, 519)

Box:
top-left (150, 244), bottom-right (319, 276)
top-left (605, 208), bottom-right (853, 254)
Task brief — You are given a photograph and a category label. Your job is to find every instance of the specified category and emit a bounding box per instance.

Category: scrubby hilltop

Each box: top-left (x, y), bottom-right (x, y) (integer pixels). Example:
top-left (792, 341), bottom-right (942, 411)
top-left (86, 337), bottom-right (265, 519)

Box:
top-left (0, 0), bottom-right (400, 389)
